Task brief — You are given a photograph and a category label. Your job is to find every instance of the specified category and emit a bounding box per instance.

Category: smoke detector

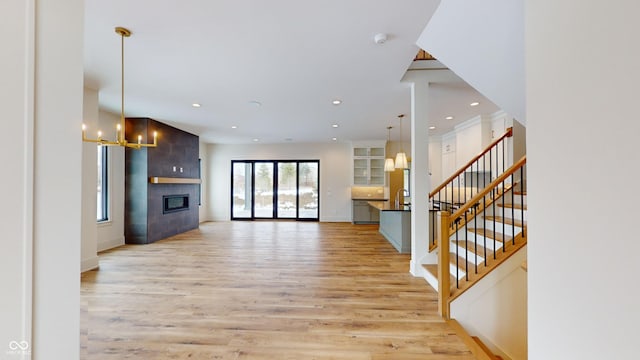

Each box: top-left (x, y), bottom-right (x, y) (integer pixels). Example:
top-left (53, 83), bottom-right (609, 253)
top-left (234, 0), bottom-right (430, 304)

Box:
top-left (374, 33), bottom-right (387, 45)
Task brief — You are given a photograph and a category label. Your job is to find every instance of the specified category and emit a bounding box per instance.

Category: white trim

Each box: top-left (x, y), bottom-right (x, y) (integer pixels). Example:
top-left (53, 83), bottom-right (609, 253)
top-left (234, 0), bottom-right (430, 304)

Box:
top-left (22, 0), bottom-right (35, 353)
top-left (410, 259), bottom-right (426, 277)
top-left (81, 257), bottom-right (99, 273)
top-left (318, 217), bottom-right (350, 223)
top-left (421, 266), bottom-right (439, 291)
top-left (97, 236), bottom-right (125, 253)
top-left (453, 114), bottom-right (490, 132)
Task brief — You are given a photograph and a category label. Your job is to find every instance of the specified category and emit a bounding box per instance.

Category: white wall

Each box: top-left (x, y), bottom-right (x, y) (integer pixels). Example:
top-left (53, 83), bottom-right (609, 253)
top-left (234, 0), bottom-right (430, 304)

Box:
top-left (451, 248), bottom-right (528, 360)
top-left (428, 136), bottom-right (442, 189)
top-left (96, 110), bottom-right (126, 251)
top-left (418, 0), bottom-right (525, 123)
top-left (1, 0), bottom-right (36, 351)
top-left (199, 141), bottom-right (209, 222)
top-left (81, 88), bottom-right (99, 271)
top-left (527, 2), bottom-right (640, 359)
top-left (454, 115), bottom-right (492, 170)
top-left (206, 142), bottom-right (352, 222)
top-left (1, 0), bottom-right (83, 358)
top-left (80, 93), bottom-right (126, 256)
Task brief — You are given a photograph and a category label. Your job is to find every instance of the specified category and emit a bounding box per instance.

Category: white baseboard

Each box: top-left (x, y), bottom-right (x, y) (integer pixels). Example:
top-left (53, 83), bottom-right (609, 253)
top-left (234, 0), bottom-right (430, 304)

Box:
top-left (97, 236), bottom-right (125, 252)
top-left (319, 217), bottom-right (350, 222)
top-left (81, 256), bottom-right (99, 273)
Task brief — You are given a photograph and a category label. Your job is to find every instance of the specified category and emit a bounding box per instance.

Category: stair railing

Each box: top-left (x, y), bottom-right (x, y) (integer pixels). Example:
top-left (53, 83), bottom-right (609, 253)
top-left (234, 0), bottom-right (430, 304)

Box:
top-left (437, 155), bottom-right (526, 318)
top-left (429, 127), bottom-right (513, 251)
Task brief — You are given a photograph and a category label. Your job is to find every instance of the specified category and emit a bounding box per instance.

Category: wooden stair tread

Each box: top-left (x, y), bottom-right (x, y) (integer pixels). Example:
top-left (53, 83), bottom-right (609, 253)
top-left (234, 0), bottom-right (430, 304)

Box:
top-left (484, 215), bottom-right (526, 227)
top-left (497, 203), bottom-right (527, 210)
top-left (467, 228), bottom-right (512, 242)
top-left (449, 253), bottom-right (475, 276)
top-left (423, 264), bottom-right (456, 287)
top-left (453, 240), bottom-right (489, 258)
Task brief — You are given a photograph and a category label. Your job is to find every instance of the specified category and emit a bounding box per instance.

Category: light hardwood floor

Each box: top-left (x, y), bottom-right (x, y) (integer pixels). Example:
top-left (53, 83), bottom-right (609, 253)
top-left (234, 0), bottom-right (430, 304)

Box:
top-left (81, 221), bottom-right (474, 359)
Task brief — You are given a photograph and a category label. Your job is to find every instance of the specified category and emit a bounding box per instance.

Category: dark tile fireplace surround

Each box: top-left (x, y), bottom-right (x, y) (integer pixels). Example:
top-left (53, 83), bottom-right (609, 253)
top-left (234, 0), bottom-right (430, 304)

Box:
top-left (125, 118), bottom-right (200, 244)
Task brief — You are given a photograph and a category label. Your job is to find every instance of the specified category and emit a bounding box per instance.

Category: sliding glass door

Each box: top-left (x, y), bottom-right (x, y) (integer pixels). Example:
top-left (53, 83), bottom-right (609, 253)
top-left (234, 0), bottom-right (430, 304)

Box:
top-left (277, 162), bottom-right (297, 219)
top-left (298, 162), bottom-right (318, 219)
top-left (231, 162), bottom-right (253, 219)
top-left (231, 160), bottom-right (319, 221)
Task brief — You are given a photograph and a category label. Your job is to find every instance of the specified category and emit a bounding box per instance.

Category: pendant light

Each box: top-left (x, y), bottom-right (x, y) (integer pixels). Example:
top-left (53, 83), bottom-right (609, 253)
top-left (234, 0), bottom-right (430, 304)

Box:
top-left (395, 114), bottom-right (408, 169)
top-left (82, 27), bottom-right (158, 149)
top-left (384, 126), bottom-right (395, 172)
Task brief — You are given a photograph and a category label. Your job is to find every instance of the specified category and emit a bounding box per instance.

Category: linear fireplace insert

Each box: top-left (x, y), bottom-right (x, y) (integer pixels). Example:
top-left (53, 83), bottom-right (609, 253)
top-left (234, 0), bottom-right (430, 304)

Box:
top-left (163, 194), bottom-right (189, 214)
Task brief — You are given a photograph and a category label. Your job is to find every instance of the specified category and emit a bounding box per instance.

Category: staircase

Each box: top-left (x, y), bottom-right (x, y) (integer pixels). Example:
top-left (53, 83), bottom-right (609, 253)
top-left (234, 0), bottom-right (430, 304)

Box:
top-left (441, 185), bottom-right (526, 299)
top-left (423, 156), bottom-right (527, 360)
top-left (424, 156), bottom-right (526, 306)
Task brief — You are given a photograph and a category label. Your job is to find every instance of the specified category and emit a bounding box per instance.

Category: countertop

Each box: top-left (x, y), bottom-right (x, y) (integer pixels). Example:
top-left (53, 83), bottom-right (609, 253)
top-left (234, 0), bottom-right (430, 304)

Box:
top-left (367, 201), bottom-right (411, 212)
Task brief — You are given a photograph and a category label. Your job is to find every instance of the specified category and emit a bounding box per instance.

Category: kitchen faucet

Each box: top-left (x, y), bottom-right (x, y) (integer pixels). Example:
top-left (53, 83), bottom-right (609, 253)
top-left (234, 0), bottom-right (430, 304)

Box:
top-left (395, 188), bottom-right (409, 208)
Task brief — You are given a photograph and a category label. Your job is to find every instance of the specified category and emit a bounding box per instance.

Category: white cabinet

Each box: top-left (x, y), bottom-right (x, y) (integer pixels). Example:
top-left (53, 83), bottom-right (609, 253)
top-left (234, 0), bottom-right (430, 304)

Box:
top-left (352, 144), bottom-right (385, 186)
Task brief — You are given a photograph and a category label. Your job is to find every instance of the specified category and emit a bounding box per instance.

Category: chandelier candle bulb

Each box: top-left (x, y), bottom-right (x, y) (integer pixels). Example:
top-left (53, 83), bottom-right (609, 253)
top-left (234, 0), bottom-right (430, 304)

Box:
top-left (97, 131), bottom-right (102, 141)
top-left (138, 135), bottom-right (142, 144)
top-left (116, 124), bottom-right (121, 142)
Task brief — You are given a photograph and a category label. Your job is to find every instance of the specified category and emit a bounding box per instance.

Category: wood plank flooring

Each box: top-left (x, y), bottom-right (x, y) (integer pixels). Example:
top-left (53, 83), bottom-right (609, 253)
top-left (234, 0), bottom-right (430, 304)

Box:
top-left (81, 221), bottom-right (474, 359)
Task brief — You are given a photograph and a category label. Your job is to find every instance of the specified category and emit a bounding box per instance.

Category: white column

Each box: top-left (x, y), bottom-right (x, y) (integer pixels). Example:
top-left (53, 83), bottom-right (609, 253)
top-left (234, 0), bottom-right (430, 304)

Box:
top-left (409, 80), bottom-right (432, 275)
top-left (403, 69), bottom-right (461, 276)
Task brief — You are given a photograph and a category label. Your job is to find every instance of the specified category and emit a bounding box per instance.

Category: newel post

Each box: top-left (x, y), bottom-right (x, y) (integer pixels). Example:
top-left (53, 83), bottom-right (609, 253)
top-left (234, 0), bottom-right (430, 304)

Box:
top-left (437, 211), bottom-right (451, 318)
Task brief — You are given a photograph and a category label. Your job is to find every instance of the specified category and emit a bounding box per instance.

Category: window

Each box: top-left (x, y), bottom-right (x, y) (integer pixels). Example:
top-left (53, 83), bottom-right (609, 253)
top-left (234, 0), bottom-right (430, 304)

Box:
top-left (97, 145), bottom-right (109, 222)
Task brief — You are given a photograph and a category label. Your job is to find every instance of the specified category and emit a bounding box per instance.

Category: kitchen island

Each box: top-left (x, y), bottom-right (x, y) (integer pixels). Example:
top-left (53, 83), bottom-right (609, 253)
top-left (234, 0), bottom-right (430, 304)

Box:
top-left (368, 201), bottom-right (411, 253)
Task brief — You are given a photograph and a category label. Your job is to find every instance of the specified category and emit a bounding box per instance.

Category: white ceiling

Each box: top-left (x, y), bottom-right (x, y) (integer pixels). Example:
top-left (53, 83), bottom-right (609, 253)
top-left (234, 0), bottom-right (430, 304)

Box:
top-left (84, 0), bottom-right (499, 144)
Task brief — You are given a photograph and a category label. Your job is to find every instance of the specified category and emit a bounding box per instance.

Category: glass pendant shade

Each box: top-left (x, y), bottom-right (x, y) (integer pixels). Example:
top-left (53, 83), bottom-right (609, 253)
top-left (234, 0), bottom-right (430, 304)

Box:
top-left (395, 152), bottom-right (408, 169)
top-left (384, 158), bottom-right (395, 172)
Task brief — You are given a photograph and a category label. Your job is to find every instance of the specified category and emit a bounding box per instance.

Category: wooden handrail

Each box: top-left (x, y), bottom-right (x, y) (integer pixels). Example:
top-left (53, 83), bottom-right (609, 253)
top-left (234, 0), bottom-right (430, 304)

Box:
top-left (429, 127), bottom-right (512, 198)
top-left (449, 155), bottom-right (526, 221)
top-left (437, 211), bottom-right (451, 319)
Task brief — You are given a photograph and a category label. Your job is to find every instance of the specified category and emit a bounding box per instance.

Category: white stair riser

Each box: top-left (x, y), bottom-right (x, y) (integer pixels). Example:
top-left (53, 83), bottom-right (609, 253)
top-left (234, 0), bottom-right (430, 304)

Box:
top-left (450, 232), bottom-right (505, 251)
top-left (452, 244), bottom-right (487, 264)
top-left (482, 221), bottom-right (522, 236)
top-left (449, 263), bottom-right (468, 280)
top-left (494, 206), bottom-right (527, 222)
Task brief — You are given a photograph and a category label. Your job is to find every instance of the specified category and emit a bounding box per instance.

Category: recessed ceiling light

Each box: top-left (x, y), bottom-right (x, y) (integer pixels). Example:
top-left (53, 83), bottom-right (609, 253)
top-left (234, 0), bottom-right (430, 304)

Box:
top-left (284, 138), bottom-right (293, 142)
top-left (231, 125), bottom-right (237, 129)
top-left (332, 124), bottom-right (339, 128)
top-left (192, 103), bottom-right (201, 108)
top-left (332, 99), bottom-right (342, 105)
top-left (429, 126), bottom-right (436, 130)
top-left (445, 116), bottom-right (454, 120)
top-left (252, 138), bottom-right (259, 142)
top-left (332, 137), bottom-right (337, 141)
top-left (470, 102), bottom-right (480, 107)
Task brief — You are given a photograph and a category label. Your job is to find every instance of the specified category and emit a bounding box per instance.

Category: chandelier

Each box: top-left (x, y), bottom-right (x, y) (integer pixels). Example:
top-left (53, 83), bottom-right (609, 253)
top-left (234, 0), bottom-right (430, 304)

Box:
top-left (82, 27), bottom-right (157, 149)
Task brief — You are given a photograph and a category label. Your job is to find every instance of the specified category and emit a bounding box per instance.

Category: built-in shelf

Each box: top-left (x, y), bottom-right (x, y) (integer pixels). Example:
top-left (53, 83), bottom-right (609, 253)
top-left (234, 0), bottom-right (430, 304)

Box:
top-left (149, 177), bottom-right (201, 184)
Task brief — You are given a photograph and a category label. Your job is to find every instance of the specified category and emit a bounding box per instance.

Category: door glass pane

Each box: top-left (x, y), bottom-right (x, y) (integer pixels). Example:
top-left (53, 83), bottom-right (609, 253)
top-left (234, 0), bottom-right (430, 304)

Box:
top-left (277, 162), bottom-right (297, 218)
top-left (254, 162), bottom-right (274, 218)
top-left (232, 162), bottom-right (252, 218)
top-left (298, 162), bottom-right (319, 219)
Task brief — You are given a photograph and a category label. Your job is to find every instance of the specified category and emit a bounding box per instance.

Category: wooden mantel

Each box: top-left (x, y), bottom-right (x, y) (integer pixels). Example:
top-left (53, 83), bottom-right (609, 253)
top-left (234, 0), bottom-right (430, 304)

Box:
top-left (149, 177), bottom-right (201, 184)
